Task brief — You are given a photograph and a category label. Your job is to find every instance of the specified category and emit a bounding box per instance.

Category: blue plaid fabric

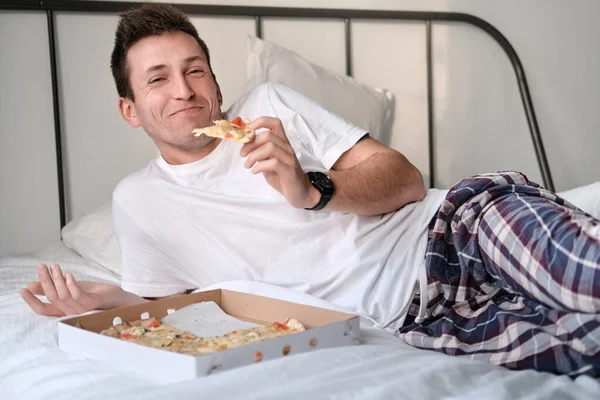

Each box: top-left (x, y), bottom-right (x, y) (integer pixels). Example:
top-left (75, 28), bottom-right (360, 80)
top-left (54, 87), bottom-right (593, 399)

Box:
top-left (399, 171), bottom-right (600, 377)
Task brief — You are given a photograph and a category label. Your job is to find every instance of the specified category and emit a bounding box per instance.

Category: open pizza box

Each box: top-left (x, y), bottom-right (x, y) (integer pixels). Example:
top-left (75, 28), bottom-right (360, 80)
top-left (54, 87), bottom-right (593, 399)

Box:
top-left (57, 289), bottom-right (360, 382)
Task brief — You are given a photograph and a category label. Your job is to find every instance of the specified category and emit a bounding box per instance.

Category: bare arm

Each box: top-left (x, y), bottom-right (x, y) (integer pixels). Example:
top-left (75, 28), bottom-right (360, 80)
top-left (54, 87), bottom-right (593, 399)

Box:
top-left (241, 116), bottom-right (426, 216)
top-left (323, 137), bottom-right (426, 215)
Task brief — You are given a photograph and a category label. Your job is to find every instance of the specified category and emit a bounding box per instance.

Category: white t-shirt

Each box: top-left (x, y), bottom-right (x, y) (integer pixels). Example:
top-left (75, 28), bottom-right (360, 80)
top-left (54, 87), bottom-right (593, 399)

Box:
top-left (113, 83), bottom-right (447, 332)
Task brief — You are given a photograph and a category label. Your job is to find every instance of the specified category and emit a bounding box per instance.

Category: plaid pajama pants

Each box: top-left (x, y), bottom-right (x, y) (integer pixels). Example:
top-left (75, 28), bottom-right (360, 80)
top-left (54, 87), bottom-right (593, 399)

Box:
top-left (399, 171), bottom-right (600, 377)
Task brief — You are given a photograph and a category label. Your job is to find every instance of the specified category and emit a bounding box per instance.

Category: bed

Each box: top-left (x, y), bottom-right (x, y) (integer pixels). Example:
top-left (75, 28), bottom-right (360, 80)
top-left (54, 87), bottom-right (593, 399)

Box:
top-left (1, 1), bottom-right (600, 398)
top-left (1, 244), bottom-right (600, 400)
top-left (2, 242), bottom-right (600, 399)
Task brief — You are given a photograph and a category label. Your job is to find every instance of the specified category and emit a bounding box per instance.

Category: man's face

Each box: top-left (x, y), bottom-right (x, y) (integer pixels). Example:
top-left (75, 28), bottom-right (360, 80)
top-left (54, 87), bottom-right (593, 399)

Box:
top-left (120, 31), bottom-right (222, 160)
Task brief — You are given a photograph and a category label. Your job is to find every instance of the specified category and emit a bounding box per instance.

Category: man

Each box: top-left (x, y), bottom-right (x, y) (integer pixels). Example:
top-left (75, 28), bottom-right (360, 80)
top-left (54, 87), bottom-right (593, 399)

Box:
top-left (21, 4), bottom-right (599, 377)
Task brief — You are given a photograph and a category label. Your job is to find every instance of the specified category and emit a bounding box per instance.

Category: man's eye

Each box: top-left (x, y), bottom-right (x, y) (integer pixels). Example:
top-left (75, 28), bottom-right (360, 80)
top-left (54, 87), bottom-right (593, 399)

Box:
top-left (149, 77), bottom-right (164, 84)
top-left (190, 68), bottom-right (206, 75)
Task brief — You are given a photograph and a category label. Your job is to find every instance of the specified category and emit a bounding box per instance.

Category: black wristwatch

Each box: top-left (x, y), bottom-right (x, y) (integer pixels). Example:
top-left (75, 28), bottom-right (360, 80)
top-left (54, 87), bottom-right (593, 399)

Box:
top-left (304, 171), bottom-right (334, 211)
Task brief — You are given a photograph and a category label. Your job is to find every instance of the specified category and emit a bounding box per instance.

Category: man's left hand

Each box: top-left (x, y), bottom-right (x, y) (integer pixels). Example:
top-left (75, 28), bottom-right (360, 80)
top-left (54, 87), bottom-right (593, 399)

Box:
top-left (240, 117), bottom-right (320, 209)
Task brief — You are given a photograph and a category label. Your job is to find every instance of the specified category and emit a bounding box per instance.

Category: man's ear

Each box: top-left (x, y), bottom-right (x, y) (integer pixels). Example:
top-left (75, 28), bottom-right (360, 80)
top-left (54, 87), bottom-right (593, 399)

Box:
top-left (118, 97), bottom-right (142, 128)
top-left (213, 74), bottom-right (223, 106)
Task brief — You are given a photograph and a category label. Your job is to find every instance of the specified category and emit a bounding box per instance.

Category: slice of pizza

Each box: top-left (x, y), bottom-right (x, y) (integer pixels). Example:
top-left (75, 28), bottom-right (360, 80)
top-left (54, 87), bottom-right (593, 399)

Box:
top-left (100, 316), bottom-right (306, 355)
top-left (100, 317), bottom-right (213, 352)
top-left (192, 116), bottom-right (255, 143)
top-left (220, 317), bottom-right (306, 348)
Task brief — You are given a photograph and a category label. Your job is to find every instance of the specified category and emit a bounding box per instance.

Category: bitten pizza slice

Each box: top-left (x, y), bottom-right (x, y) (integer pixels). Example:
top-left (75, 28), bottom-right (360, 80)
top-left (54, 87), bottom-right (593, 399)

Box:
top-left (192, 116), bottom-right (255, 143)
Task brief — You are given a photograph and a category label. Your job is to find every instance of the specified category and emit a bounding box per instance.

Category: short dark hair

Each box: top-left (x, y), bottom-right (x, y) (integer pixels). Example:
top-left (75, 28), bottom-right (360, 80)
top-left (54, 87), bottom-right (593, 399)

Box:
top-left (110, 3), bottom-right (213, 100)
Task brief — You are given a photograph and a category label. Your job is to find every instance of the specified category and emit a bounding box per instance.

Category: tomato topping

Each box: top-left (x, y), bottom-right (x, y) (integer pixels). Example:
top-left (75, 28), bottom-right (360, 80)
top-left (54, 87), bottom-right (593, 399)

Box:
top-left (120, 333), bottom-right (133, 339)
top-left (273, 321), bottom-right (288, 330)
top-left (184, 335), bottom-right (194, 340)
top-left (230, 116), bottom-right (245, 129)
top-left (224, 133), bottom-right (233, 139)
top-left (254, 351), bottom-right (263, 362)
top-left (148, 319), bottom-right (161, 328)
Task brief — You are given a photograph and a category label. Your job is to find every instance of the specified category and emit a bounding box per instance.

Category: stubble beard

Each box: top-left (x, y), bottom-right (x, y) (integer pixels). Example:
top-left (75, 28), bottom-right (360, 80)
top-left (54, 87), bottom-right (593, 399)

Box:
top-left (152, 128), bottom-right (216, 151)
top-left (178, 132), bottom-right (217, 151)
top-left (149, 110), bottom-right (224, 152)
top-left (176, 110), bottom-right (223, 150)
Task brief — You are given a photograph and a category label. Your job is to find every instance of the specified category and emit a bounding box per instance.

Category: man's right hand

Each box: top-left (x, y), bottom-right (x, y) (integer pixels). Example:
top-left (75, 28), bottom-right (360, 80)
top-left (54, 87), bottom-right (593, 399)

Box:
top-left (20, 263), bottom-right (145, 317)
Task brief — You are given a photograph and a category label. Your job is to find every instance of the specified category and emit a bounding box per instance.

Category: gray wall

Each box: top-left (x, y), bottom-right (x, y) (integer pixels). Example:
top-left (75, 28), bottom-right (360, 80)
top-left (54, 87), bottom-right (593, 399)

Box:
top-left (1, 1), bottom-right (598, 252)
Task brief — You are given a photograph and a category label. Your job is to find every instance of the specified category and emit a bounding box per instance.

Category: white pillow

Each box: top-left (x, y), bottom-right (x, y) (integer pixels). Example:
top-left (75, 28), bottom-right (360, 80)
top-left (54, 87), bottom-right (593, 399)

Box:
top-left (245, 36), bottom-right (395, 141)
top-left (557, 181), bottom-right (600, 219)
top-left (61, 201), bottom-right (121, 277)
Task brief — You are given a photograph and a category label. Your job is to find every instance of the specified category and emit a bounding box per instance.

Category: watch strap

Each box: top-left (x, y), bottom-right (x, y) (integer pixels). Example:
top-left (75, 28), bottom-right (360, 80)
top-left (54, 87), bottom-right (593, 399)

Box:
top-left (304, 172), bottom-right (334, 211)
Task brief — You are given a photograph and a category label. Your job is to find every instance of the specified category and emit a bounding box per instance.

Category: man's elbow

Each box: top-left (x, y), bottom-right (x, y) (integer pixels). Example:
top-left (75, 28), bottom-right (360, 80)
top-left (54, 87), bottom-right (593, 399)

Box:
top-left (402, 164), bottom-right (426, 206)
top-left (411, 167), bottom-right (427, 202)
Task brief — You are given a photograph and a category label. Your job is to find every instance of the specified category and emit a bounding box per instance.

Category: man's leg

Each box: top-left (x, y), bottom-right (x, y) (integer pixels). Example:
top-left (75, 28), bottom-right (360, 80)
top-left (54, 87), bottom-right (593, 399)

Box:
top-left (478, 192), bottom-right (600, 313)
top-left (399, 171), bottom-right (600, 377)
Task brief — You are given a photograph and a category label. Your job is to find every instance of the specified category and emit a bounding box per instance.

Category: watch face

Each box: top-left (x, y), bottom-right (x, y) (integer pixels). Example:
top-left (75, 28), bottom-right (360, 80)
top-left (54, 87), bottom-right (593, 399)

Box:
top-left (313, 172), bottom-right (334, 190)
top-left (319, 175), bottom-right (334, 189)
top-left (306, 172), bottom-right (334, 210)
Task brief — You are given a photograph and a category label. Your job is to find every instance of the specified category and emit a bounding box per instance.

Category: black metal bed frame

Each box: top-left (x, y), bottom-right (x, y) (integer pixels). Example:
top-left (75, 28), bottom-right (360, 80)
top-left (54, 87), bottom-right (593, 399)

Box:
top-left (0, 0), bottom-right (555, 229)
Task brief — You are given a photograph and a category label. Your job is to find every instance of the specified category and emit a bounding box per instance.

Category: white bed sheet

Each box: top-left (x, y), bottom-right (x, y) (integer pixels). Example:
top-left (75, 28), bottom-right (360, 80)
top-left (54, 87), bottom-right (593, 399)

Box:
top-left (1, 243), bottom-right (599, 400)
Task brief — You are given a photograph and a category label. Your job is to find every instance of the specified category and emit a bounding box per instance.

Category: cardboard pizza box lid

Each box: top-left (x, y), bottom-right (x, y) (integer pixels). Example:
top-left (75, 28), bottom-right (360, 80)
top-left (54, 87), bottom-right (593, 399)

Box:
top-left (57, 289), bottom-right (360, 382)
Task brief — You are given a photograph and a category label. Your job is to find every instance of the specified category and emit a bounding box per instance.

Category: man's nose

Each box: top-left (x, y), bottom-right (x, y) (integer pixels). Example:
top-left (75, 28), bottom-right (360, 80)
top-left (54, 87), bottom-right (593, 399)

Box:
top-left (173, 75), bottom-right (194, 100)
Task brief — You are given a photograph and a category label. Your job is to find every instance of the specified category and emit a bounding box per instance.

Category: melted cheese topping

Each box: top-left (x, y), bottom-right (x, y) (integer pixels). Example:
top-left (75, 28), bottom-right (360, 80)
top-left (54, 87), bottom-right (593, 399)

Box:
top-left (192, 119), bottom-right (254, 143)
top-left (100, 317), bottom-right (305, 355)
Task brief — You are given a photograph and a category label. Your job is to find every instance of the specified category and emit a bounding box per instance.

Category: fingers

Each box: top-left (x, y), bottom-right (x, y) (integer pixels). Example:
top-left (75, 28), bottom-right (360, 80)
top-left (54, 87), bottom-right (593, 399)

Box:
top-left (250, 158), bottom-right (283, 176)
top-left (239, 116), bottom-right (311, 208)
top-left (240, 130), bottom-right (278, 158)
top-left (250, 158), bottom-right (303, 187)
top-left (20, 288), bottom-right (64, 317)
top-left (64, 273), bottom-right (96, 310)
top-left (51, 265), bottom-right (88, 314)
top-left (23, 264), bottom-right (100, 317)
top-left (245, 116), bottom-right (284, 133)
top-left (26, 281), bottom-right (45, 295)
top-left (38, 264), bottom-right (62, 306)
top-left (244, 138), bottom-right (295, 170)
top-left (36, 264), bottom-right (80, 315)
top-left (240, 118), bottom-right (291, 158)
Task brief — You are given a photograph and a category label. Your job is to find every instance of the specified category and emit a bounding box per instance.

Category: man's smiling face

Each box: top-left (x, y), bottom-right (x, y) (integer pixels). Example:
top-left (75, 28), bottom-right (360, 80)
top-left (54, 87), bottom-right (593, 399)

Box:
top-left (119, 31), bottom-right (223, 162)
